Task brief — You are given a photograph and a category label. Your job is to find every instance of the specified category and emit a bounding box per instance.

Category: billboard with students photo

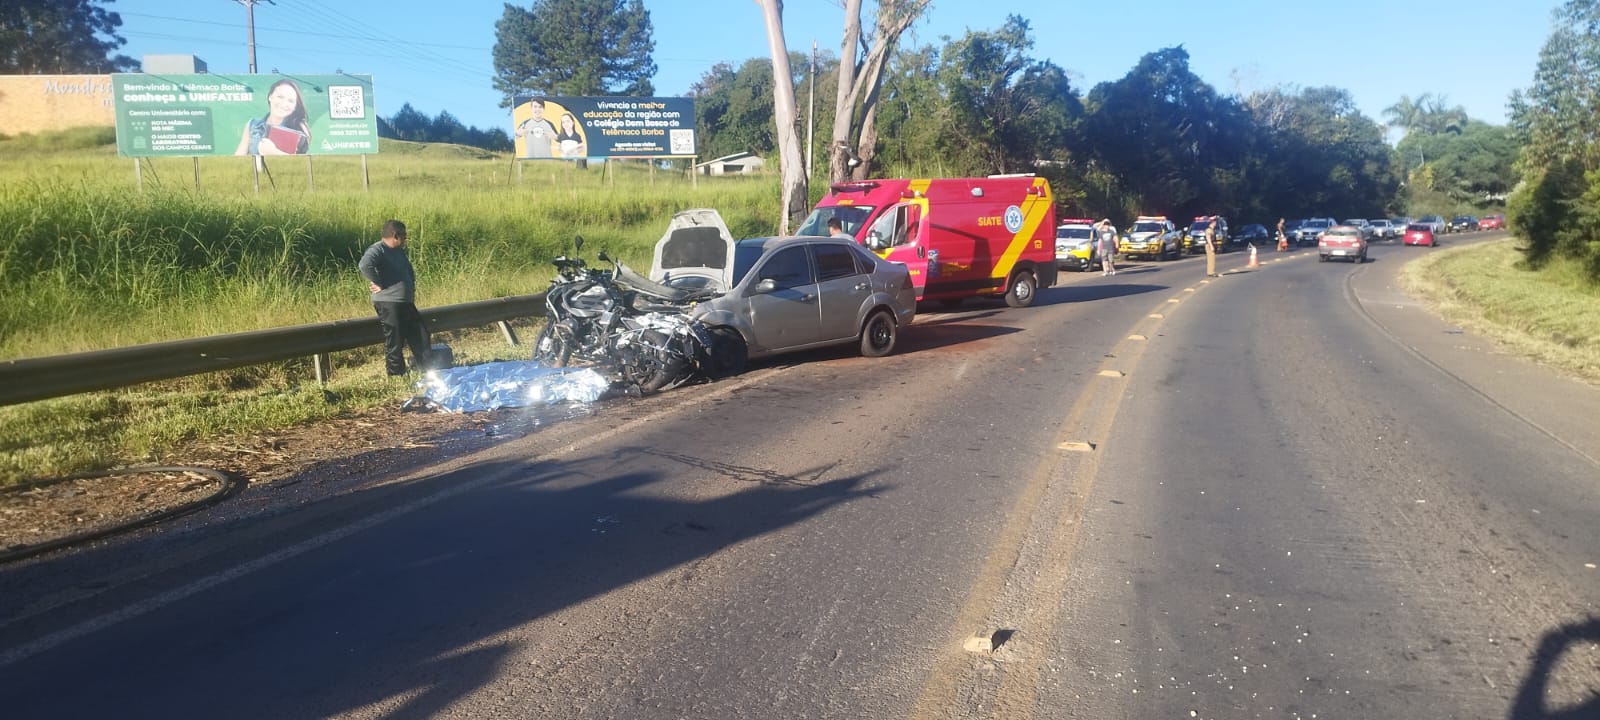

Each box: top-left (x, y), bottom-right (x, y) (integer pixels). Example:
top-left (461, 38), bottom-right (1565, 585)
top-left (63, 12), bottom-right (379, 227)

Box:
top-left (110, 73), bottom-right (379, 157)
top-left (511, 96), bottom-right (695, 160)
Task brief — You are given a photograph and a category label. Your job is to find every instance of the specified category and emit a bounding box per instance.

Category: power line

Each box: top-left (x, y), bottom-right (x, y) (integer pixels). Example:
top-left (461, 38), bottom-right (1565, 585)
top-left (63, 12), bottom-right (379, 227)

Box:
top-left (120, 11), bottom-right (492, 52)
top-left (271, 0), bottom-right (489, 80)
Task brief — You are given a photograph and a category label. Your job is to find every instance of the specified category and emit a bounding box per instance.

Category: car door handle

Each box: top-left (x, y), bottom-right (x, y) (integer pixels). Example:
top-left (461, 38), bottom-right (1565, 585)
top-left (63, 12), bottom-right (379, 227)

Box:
top-left (854, 282), bottom-right (869, 291)
top-left (801, 293), bottom-right (816, 303)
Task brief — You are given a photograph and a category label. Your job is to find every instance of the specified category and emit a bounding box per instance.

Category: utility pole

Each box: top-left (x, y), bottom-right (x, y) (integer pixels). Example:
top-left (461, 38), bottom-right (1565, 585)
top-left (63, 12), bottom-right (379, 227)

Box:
top-left (806, 40), bottom-right (816, 181)
top-left (236, 0), bottom-right (275, 73)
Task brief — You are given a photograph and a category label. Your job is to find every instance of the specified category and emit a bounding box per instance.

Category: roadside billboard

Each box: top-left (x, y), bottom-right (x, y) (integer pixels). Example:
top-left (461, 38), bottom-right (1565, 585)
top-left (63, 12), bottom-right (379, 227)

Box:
top-left (111, 73), bottom-right (378, 157)
top-left (511, 96), bottom-right (695, 160)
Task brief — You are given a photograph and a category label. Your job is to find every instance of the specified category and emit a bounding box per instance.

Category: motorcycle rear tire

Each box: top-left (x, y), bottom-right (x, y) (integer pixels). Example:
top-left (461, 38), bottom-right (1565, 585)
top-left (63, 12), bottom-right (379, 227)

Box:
top-left (532, 322), bottom-right (573, 368)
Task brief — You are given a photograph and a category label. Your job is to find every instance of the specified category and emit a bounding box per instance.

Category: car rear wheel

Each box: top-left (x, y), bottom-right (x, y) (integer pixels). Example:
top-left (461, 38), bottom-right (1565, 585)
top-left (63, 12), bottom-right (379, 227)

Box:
top-left (1004, 270), bottom-right (1037, 308)
top-left (859, 310), bottom-right (897, 357)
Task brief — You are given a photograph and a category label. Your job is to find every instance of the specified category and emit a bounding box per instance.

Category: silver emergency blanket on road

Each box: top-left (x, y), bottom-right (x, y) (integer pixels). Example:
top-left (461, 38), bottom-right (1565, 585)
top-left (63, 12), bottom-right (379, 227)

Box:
top-left (414, 361), bottom-right (610, 413)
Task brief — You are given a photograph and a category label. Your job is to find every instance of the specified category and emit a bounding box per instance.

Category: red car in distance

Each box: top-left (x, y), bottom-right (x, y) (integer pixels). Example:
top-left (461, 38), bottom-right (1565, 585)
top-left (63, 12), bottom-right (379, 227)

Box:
top-left (1480, 214), bottom-right (1505, 230)
top-left (1402, 223), bottom-right (1437, 247)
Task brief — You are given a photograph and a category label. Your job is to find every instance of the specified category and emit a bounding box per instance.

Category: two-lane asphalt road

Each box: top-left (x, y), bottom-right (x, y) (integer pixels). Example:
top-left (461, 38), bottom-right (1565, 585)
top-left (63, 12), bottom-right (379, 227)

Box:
top-left (2, 236), bottom-right (1595, 719)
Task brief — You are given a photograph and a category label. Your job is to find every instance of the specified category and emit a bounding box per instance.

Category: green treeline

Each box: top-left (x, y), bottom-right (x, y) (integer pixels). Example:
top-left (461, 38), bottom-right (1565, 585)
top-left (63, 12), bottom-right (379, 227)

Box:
top-left (695, 15), bottom-right (1515, 226)
top-left (1506, 0), bottom-right (1600, 280)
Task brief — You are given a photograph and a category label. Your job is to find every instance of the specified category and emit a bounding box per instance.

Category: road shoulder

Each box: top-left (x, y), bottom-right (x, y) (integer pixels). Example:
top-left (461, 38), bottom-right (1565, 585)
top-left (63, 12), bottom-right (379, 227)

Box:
top-left (1348, 238), bottom-right (1600, 467)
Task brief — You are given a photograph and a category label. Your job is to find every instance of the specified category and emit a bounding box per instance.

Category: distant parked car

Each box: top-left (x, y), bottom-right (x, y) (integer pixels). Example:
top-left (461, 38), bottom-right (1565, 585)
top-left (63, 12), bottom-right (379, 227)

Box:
top-left (1319, 225), bottom-right (1368, 262)
top-left (1416, 214), bottom-right (1448, 234)
top-left (1234, 223), bottom-right (1270, 247)
top-left (1367, 219), bottom-right (1397, 240)
top-left (1450, 215), bottom-right (1480, 232)
top-left (1343, 219), bottom-right (1377, 242)
top-left (1479, 213), bottom-right (1505, 230)
top-left (1402, 223), bottom-right (1437, 247)
top-left (1291, 218), bottom-right (1333, 246)
top-left (1391, 216), bottom-right (1413, 231)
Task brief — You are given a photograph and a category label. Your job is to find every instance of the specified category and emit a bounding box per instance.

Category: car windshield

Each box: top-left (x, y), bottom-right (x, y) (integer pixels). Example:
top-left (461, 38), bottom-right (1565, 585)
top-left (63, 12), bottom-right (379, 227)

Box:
top-left (1056, 227), bottom-right (1094, 240)
top-left (729, 242), bottom-right (770, 287)
top-left (1305, 220), bottom-right (1331, 229)
top-left (1189, 222), bottom-right (1212, 233)
top-left (1131, 222), bottom-right (1166, 233)
top-left (1369, 220), bottom-right (1388, 225)
top-left (795, 205), bottom-right (875, 237)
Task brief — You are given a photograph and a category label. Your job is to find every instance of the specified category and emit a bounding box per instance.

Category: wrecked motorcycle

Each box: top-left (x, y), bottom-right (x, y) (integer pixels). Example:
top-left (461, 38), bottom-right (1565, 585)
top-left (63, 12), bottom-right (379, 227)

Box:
top-left (532, 238), bottom-right (721, 393)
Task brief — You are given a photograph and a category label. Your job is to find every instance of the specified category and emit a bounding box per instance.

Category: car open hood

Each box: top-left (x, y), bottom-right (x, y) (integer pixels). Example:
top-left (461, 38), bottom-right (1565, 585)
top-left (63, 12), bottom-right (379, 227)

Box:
top-left (650, 208), bottom-right (737, 290)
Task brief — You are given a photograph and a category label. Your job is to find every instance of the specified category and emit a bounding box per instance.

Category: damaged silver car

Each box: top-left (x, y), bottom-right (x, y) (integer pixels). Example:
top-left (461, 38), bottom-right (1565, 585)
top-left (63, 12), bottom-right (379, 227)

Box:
top-left (649, 209), bottom-right (917, 370)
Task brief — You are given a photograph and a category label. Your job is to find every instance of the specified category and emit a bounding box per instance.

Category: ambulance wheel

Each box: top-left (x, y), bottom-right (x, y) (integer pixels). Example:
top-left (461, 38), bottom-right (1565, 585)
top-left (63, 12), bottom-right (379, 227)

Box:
top-left (859, 310), bottom-right (897, 357)
top-left (1004, 270), bottom-right (1037, 308)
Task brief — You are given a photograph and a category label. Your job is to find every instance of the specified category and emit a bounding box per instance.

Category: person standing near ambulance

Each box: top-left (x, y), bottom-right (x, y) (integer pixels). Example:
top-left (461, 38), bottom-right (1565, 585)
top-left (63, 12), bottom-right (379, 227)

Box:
top-left (360, 220), bottom-right (432, 376)
top-left (1095, 219), bottom-right (1119, 276)
top-left (1204, 216), bottom-right (1220, 277)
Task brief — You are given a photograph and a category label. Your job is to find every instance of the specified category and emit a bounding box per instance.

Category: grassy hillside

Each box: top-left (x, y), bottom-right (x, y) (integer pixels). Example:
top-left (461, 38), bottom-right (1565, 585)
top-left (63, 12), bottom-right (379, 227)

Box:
top-left (0, 132), bottom-right (781, 359)
top-left (0, 130), bottom-right (784, 482)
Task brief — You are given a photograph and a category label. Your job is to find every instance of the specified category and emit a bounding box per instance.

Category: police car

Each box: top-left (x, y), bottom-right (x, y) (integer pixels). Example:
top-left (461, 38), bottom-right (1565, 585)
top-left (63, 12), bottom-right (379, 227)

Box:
top-left (1119, 215), bottom-right (1182, 261)
top-left (1055, 218), bottom-right (1100, 272)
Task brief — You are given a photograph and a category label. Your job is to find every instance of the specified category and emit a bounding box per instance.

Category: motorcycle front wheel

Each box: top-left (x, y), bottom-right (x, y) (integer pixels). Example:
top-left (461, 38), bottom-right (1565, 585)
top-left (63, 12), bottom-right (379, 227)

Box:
top-left (532, 322), bottom-right (574, 367)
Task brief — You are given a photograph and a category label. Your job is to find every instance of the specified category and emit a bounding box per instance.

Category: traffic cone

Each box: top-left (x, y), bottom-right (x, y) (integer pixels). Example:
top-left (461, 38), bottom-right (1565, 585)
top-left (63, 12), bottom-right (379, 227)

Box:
top-left (1247, 244), bottom-right (1259, 270)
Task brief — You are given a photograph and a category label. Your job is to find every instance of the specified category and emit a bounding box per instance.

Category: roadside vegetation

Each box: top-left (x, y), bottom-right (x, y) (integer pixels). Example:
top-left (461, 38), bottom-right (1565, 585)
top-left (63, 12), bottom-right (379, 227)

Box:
top-left (1401, 239), bottom-right (1600, 384)
top-left (0, 132), bottom-right (780, 484)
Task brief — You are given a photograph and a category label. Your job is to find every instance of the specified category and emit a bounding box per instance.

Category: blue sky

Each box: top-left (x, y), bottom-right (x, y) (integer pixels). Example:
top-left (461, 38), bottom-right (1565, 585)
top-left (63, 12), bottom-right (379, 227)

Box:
top-left (111, 0), bottom-right (1561, 141)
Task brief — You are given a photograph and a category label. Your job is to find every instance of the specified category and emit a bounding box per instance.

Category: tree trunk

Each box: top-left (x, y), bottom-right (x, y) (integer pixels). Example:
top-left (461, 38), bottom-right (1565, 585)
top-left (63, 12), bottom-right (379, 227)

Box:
top-left (828, 0), bottom-right (863, 184)
top-left (757, 0), bottom-right (808, 234)
top-left (830, 0), bottom-right (929, 183)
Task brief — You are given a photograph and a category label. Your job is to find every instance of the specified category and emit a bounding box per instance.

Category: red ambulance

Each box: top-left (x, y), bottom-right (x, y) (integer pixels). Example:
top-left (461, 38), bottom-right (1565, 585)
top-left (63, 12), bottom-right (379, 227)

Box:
top-left (796, 176), bottom-right (1059, 307)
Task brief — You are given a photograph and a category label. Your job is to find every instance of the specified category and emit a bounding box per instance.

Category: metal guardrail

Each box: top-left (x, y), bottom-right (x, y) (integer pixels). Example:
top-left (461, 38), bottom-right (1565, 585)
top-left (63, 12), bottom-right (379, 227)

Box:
top-left (0, 294), bottom-right (546, 408)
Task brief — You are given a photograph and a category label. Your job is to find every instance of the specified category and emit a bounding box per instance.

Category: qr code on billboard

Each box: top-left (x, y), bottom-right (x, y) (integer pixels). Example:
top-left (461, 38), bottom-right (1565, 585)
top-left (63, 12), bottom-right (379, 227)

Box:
top-left (328, 85), bottom-right (365, 119)
top-left (669, 129), bottom-right (695, 155)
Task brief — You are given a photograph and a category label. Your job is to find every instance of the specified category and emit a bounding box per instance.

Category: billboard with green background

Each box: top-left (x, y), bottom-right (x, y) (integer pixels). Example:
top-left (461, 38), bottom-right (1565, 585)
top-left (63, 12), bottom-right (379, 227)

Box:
top-left (111, 73), bottom-right (378, 157)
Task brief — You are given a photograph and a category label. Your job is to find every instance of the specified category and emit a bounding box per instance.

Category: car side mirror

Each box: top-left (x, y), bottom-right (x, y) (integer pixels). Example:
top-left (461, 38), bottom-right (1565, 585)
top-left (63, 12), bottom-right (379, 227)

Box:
top-left (754, 278), bottom-right (779, 294)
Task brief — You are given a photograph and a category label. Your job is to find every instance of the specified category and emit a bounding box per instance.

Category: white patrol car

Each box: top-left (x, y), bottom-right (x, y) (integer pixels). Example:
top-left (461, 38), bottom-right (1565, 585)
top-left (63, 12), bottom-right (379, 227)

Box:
top-left (1055, 218), bottom-right (1100, 272)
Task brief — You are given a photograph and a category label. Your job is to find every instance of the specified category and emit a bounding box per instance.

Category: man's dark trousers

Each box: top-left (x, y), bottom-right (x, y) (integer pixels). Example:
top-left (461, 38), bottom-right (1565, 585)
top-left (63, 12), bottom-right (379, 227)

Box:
top-left (374, 301), bottom-right (430, 375)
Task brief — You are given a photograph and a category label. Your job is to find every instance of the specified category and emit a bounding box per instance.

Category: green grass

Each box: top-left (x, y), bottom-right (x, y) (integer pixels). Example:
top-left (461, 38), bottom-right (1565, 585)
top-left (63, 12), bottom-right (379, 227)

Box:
top-left (0, 129), bottom-right (782, 483)
top-left (1400, 238), bottom-right (1600, 384)
top-left (0, 136), bottom-right (779, 358)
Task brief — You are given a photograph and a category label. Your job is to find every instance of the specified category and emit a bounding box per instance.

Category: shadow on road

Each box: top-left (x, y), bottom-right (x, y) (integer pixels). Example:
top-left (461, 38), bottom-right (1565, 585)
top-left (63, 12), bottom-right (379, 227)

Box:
top-left (1507, 616), bottom-right (1600, 720)
top-left (1036, 282), bottom-right (1171, 306)
top-left (0, 452), bottom-right (884, 718)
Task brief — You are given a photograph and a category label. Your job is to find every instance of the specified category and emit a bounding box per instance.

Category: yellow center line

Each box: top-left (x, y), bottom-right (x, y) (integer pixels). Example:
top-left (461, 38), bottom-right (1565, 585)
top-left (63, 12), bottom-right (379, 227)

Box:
top-left (908, 280), bottom-right (1203, 719)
